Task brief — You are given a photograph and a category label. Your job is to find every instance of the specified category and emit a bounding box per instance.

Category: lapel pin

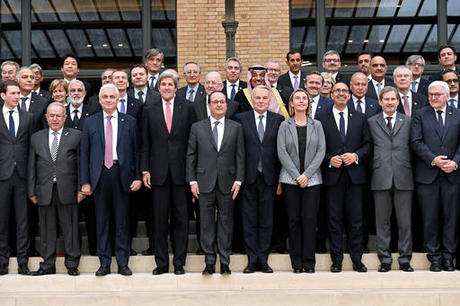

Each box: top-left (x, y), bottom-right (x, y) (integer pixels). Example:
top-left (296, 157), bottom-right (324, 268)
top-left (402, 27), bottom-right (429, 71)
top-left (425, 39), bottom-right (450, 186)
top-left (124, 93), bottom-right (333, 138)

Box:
top-left (449, 112), bottom-right (452, 115)
top-left (85, 113), bottom-right (89, 116)
top-left (64, 132), bottom-right (69, 136)
top-left (121, 118), bottom-right (125, 121)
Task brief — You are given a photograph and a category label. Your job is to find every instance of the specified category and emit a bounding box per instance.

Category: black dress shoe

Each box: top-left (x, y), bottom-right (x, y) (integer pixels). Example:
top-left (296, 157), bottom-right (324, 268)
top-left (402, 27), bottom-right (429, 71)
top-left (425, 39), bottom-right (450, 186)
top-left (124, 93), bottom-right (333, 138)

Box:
top-left (259, 263), bottom-right (273, 273)
top-left (399, 263), bottom-right (414, 272)
top-left (118, 265), bottom-right (132, 276)
top-left (293, 268), bottom-right (302, 273)
top-left (174, 265), bottom-right (185, 275)
top-left (142, 247), bottom-right (155, 256)
top-left (152, 267), bottom-right (168, 275)
top-left (303, 267), bottom-right (315, 273)
top-left (130, 248), bottom-right (137, 256)
top-left (202, 264), bottom-right (215, 275)
top-left (95, 265), bottom-right (111, 276)
top-left (18, 264), bottom-right (30, 275)
top-left (430, 262), bottom-right (442, 272)
top-left (31, 267), bottom-right (55, 276)
top-left (378, 263), bottom-right (391, 272)
top-left (443, 263), bottom-right (455, 272)
top-left (67, 267), bottom-right (80, 276)
top-left (243, 264), bottom-right (256, 273)
top-left (353, 263), bottom-right (368, 273)
top-left (330, 264), bottom-right (342, 273)
top-left (220, 264), bottom-right (231, 275)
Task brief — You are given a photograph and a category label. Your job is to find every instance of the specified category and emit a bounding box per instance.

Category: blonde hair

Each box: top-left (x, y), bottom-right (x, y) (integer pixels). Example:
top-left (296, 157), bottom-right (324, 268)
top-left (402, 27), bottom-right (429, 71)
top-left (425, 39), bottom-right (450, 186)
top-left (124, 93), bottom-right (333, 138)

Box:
top-left (49, 79), bottom-right (68, 94)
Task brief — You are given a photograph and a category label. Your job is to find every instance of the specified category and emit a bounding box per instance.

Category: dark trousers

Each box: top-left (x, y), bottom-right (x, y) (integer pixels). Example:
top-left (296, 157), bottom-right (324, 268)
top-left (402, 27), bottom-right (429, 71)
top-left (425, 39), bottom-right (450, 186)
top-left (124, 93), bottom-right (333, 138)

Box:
top-left (0, 170), bottom-right (29, 266)
top-left (282, 183), bottom-right (320, 270)
top-left (271, 194), bottom-right (288, 252)
top-left (39, 185), bottom-right (80, 270)
top-left (151, 173), bottom-right (188, 269)
top-left (200, 187), bottom-right (234, 266)
top-left (326, 171), bottom-right (364, 265)
top-left (79, 195), bottom-right (97, 255)
top-left (417, 175), bottom-right (458, 263)
top-left (241, 172), bottom-right (276, 265)
top-left (130, 185), bottom-right (151, 243)
top-left (93, 165), bottom-right (130, 267)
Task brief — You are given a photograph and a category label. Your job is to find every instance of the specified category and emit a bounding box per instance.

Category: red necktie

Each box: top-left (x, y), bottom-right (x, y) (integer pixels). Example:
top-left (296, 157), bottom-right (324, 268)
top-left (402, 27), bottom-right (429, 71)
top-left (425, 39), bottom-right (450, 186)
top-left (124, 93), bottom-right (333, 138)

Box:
top-left (165, 101), bottom-right (172, 133)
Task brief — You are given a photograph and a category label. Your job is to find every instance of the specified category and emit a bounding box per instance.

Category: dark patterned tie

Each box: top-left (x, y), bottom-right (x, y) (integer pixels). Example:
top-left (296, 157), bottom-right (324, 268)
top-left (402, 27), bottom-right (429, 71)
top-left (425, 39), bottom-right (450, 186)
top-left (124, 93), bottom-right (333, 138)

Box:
top-left (437, 110), bottom-right (444, 135)
top-left (9, 110), bottom-right (15, 140)
top-left (138, 91), bottom-right (144, 103)
top-left (386, 116), bottom-right (392, 131)
top-left (339, 112), bottom-right (345, 141)
top-left (73, 109), bottom-right (80, 128)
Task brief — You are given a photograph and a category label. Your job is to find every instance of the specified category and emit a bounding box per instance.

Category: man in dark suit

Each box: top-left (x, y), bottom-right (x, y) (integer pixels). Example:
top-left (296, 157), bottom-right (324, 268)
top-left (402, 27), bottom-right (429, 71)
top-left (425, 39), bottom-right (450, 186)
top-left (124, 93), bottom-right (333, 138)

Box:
top-left (278, 51), bottom-right (307, 91)
top-left (393, 66), bottom-right (429, 117)
top-left (411, 81), bottom-right (460, 272)
top-left (87, 69), bottom-right (115, 108)
top-left (367, 56), bottom-right (395, 101)
top-left (322, 50), bottom-right (350, 85)
top-left (144, 48), bottom-right (164, 92)
top-left (222, 57), bottom-right (247, 100)
top-left (305, 71), bottom-right (334, 119)
top-left (60, 54), bottom-right (92, 97)
top-left (0, 80), bottom-right (34, 275)
top-left (186, 91), bottom-right (245, 275)
top-left (177, 61), bottom-right (206, 103)
top-left (141, 72), bottom-right (192, 275)
top-left (316, 82), bottom-right (371, 273)
top-left (429, 45), bottom-right (458, 83)
top-left (406, 55), bottom-right (430, 98)
top-left (1, 61), bottom-right (19, 82)
top-left (368, 86), bottom-right (414, 273)
top-left (80, 84), bottom-right (142, 276)
top-left (443, 70), bottom-right (459, 108)
top-left (348, 72), bottom-right (381, 118)
top-left (357, 52), bottom-right (372, 80)
top-left (30, 64), bottom-right (51, 102)
top-left (265, 61), bottom-right (291, 105)
top-left (28, 102), bottom-right (82, 276)
top-left (235, 86), bottom-right (283, 273)
top-left (129, 64), bottom-right (161, 109)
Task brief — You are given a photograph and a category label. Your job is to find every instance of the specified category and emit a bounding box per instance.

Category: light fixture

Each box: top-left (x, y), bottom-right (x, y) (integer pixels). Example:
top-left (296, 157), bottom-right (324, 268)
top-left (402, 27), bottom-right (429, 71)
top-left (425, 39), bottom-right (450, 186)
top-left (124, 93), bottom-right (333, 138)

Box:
top-left (379, 39), bottom-right (385, 43)
top-left (118, 43), bottom-right (123, 47)
top-left (87, 44), bottom-right (92, 48)
top-left (348, 40), bottom-right (353, 43)
top-left (364, 39), bottom-right (369, 43)
top-left (102, 43), bottom-right (108, 47)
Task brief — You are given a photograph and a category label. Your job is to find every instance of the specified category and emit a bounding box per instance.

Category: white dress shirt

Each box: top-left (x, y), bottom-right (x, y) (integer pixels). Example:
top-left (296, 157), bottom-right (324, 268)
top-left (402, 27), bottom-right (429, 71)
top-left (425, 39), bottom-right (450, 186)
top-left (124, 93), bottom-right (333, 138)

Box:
top-left (383, 111), bottom-right (397, 127)
top-left (2, 105), bottom-right (19, 136)
top-left (210, 116), bottom-right (225, 151)
top-left (149, 73), bottom-right (159, 88)
top-left (332, 106), bottom-right (348, 133)
top-left (162, 97), bottom-right (175, 123)
top-left (371, 78), bottom-right (386, 96)
top-left (103, 111), bottom-right (118, 161)
top-left (48, 127), bottom-right (63, 153)
top-left (310, 95), bottom-right (320, 118)
top-left (433, 105), bottom-right (447, 125)
top-left (134, 87), bottom-right (148, 102)
top-left (187, 83), bottom-right (200, 101)
top-left (254, 110), bottom-right (267, 132)
top-left (69, 103), bottom-right (82, 121)
top-left (288, 71), bottom-right (302, 89)
top-left (352, 95), bottom-right (366, 114)
top-left (398, 91), bottom-right (413, 114)
top-left (19, 93), bottom-right (33, 112)
top-left (226, 80), bottom-right (240, 100)
top-left (117, 94), bottom-right (128, 113)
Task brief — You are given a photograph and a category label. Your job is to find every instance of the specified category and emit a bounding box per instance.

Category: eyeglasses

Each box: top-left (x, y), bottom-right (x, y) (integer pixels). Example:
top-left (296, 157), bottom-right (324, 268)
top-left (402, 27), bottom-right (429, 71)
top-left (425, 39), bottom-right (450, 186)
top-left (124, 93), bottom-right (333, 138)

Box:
top-left (445, 79), bottom-right (459, 84)
top-left (429, 93), bottom-right (446, 98)
top-left (47, 114), bottom-right (64, 119)
top-left (325, 58), bottom-right (340, 63)
top-left (408, 63), bottom-right (424, 68)
top-left (332, 89), bottom-right (349, 94)
top-left (267, 68), bottom-right (280, 73)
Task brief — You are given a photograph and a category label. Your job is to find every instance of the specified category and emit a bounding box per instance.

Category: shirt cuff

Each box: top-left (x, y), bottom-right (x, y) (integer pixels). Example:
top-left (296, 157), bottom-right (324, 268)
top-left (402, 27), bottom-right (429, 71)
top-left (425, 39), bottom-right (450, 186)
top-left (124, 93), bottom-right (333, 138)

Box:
top-left (142, 171), bottom-right (150, 175)
top-left (190, 181), bottom-right (197, 186)
top-left (234, 181), bottom-right (242, 186)
top-left (354, 153), bottom-right (359, 165)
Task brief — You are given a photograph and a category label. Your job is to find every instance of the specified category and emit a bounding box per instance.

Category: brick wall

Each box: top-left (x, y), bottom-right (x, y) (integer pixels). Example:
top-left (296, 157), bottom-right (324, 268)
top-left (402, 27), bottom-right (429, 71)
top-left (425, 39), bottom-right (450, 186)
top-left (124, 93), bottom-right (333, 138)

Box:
top-left (176, 0), bottom-right (290, 87)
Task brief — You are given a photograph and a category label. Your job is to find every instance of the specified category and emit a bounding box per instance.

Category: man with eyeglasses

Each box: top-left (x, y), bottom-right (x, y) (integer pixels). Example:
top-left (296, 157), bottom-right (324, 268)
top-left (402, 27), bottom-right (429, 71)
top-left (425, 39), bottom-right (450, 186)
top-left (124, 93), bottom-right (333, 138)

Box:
top-left (429, 45), bottom-right (458, 83)
top-left (316, 82), bottom-right (371, 273)
top-left (406, 55), bottom-right (429, 97)
top-left (442, 70), bottom-right (459, 108)
top-left (322, 50), bottom-right (350, 86)
top-left (177, 62), bottom-right (205, 103)
top-left (29, 64), bottom-right (51, 102)
top-left (393, 66), bottom-right (428, 117)
top-left (87, 68), bottom-right (115, 110)
top-left (411, 81), bottom-right (460, 272)
top-left (265, 61), bottom-right (291, 105)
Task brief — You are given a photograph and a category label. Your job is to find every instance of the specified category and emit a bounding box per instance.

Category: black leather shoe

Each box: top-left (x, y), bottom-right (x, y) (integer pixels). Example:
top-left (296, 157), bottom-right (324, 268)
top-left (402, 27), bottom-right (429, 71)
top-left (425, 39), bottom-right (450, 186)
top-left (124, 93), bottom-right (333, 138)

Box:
top-left (303, 267), bottom-right (315, 273)
top-left (243, 263), bottom-right (257, 273)
top-left (142, 247), bottom-right (154, 256)
top-left (0, 265), bottom-right (8, 275)
top-left (130, 248), bottom-right (137, 256)
top-left (152, 267), bottom-right (168, 275)
top-left (378, 263), bottom-right (391, 272)
top-left (220, 264), bottom-right (231, 275)
top-left (67, 267), bottom-right (80, 276)
top-left (330, 264), bottom-right (342, 273)
top-left (399, 263), bottom-right (414, 272)
top-left (353, 263), bottom-right (368, 272)
top-left (174, 265), bottom-right (185, 275)
top-left (18, 264), bottom-right (30, 275)
top-left (443, 262), bottom-right (455, 272)
top-left (259, 263), bottom-right (273, 273)
top-left (95, 265), bottom-right (110, 276)
top-left (118, 265), bottom-right (132, 276)
top-left (430, 262), bottom-right (442, 272)
top-left (31, 267), bottom-right (55, 276)
top-left (202, 264), bottom-right (215, 275)
top-left (293, 268), bottom-right (302, 273)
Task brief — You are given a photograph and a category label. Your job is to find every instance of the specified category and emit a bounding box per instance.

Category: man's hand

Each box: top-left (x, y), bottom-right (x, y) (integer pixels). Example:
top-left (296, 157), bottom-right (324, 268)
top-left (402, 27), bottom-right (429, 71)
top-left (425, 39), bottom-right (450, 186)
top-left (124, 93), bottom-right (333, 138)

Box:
top-left (341, 153), bottom-right (358, 166)
top-left (231, 183), bottom-right (240, 200)
top-left (29, 195), bottom-right (38, 205)
top-left (191, 183), bottom-right (200, 199)
top-left (81, 183), bottom-right (92, 196)
top-left (276, 183), bottom-right (282, 195)
top-left (296, 174), bottom-right (308, 188)
top-left (433, 155), bottom-right (449, 169)
top-left (441, 160), bottom-right (457, 174)
top-left (330, 155), bottom-right (343, 168)
top-left (142, 172), bottom-right (151, 189)
top-left (130, 180), bottom-right (142, 191)
top-left (77, 192), bottom-right (86, 204)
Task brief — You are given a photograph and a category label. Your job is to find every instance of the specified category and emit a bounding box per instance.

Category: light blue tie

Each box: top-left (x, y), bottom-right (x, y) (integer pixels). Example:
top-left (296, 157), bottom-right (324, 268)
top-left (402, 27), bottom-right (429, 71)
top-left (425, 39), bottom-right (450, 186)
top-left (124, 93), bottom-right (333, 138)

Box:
top-left (120, 98), bottom-right (126, 113)
top-left (448, 98), bottom-right (456, 108)
top-left (411, 81), bottom-right (417, 92)
top-left (257, 115), bottom-right (264, 172)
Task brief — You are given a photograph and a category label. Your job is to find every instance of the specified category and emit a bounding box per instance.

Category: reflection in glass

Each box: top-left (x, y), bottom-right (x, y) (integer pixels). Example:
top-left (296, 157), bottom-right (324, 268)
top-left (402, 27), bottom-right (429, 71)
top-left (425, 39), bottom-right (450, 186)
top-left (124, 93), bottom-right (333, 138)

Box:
top-left (365, 25), bottom-right (390, 53)
top-left (326, 26), bottom-right (349, 53)
top-left (345, 25), bottom-right (370, 54)
top-left (384, 25), bottom-right (410, 53)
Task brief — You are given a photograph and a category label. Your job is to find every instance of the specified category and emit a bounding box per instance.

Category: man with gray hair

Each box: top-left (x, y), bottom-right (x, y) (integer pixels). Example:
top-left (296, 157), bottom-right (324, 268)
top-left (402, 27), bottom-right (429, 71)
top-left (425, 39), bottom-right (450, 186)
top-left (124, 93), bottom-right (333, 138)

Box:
top-left (223, 57), bottom-right (247, 100)
top-left (411, 80), bottom-right (460, 272)
top-left (1, 61), bottom-right (19, 82)
top-left (406, 55), bottom-right (429, 97)
top-left (65, 80), bottom-right (92, 130)
top-left (28, 102), bottom-right (83, 276)
top-left (393, 65), bottom-right (428, 117)
top-left (29, 64), bottom-right (51, 101)
top-left (322, 50), bottom-right (350, 85)
top-left (177, 61), bottom-right (205, 103)
top-left (144, 48), bottom-right (164, 91)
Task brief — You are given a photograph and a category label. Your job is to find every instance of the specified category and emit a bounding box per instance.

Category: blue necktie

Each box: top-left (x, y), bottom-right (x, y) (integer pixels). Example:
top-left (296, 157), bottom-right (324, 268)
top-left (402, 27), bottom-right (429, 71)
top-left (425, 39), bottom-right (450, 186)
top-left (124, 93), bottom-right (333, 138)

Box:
top-left (120, 98), bottom-right (126, 114)
top-left (437, 110), bottom-right (444, 135)
top-left (411, 81), bottom-right (417, 92)
top-left (9, 110), bottom-right (15, 140)
top-left (448, 98), bottom-right (456, 108)
top-left (230, 84), bottom-right (236, 100)
top-left (356, 100), bottom-right (363, 113)
top-left (339, 112), bottom-right (346, 141)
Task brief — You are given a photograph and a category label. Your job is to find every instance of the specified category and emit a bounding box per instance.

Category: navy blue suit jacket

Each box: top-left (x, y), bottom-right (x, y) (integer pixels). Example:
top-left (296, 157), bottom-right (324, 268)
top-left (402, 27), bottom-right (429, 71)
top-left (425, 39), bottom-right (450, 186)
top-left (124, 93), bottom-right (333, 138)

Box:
top-left (93, 96), bottom-right (143, 122)
top-left (234, 110), bottom-right (284, 185)
top-left (316, 108), bottom-right (371, 186)
top-left (411, 105), bottom-right (460, 185)
top-left (80, 111), bottom-right (141, 193)
top-left (314, 96), bottom-right (334, 119)
top-left (347, 97), bottom-right (381, 119)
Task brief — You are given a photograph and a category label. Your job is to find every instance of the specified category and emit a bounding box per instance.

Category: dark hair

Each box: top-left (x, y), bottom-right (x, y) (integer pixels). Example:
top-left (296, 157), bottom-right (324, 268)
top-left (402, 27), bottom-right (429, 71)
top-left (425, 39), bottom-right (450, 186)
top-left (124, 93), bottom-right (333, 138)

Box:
top-left (0, 80), bottom-right (19, 93)
top-left (208, 91), bottom-right (226, 104)
top-left (438, 45), bottom-right (457, 58)
top-left (358, 51), bottom-right (373, 58)
top-left (130, 64), bottom-right (148, 76)
top-left (61, 54), bottom-right (79, 68)
top-left (442, 69), bottom-right (459, 78)
top-left (286, 50), bottom-right (302, 62)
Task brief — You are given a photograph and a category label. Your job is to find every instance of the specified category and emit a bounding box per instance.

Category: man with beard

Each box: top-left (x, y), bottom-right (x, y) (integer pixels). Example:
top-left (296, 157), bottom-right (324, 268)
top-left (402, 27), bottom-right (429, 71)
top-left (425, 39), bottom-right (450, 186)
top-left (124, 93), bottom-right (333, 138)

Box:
top-left (278, 51), bottom-right (307, 91)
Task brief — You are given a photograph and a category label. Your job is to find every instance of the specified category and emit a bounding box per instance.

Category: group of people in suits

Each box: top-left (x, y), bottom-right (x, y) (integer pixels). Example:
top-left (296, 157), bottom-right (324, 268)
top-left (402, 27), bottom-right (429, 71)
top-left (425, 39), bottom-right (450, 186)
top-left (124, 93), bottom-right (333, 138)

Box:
top-left (1, 42), bottom-right (460, 276)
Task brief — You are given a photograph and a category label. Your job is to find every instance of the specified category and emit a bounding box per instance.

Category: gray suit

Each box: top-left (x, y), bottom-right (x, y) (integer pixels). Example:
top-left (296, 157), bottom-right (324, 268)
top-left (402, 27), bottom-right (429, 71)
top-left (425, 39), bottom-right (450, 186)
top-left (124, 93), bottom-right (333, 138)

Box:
top-left (186, 117), bottom-right (245, 265)
top-left (368, 112), bottom-right (413, 265)
top-left (28, 127), bottom-right (81, 270)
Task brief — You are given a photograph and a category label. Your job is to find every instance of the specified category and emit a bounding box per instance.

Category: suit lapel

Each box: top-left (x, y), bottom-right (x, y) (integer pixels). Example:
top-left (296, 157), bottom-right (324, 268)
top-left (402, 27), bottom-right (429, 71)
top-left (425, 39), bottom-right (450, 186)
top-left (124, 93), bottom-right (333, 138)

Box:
top-left (97, 112), bottom-right (105, 148)
top-left (345, 112), bottom-right (354, 141)
top-left (250, 112), bottom-right (262, 143)
top-left (206, 118), bottom-right (218, 151)
top-left (442, 106), bottom-right (455, 141)
top-left (55, 128), bottom-right (69, 162)
top-left (0, 111), bottom-right (10, 139)
top-left (392, 113), bottom-right (405, 136)
top-left (170, 98), bottom-right (182, 136)
top-left (154, 100), bottom-right (169, 136)
top-left (376, 114), bottom-right (391, 136)
top-left (287, 119), bottom-right (299, 154)
top-left (220, 119), bottom-right (232, 151)
top-left (16, 110), bottom-right (27, 140)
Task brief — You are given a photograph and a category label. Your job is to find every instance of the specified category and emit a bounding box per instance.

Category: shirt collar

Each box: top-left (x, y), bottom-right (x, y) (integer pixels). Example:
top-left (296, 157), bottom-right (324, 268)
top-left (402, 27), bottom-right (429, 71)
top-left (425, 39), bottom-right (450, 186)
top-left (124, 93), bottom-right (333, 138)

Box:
top-left (352, 95), bottom-right (365, 103)
top-left (289, 71), bottom-right (301, 78)
top-left (49, 127), bottom-right (64, 136)
top-left (383, 111), bottom-right (396, 121)
top-left (3, 104), bottom-right (17, 114)
top-left (119, 95), bottom-right (128, 102)
top-left (188, 84), bottom-right (199, 92)
top-left (254, 110), bottom-right (267, 120)
top-left (210, 116), bottom-right (225, 125)
top-left (162, 97), bottom-right (175, 105)
top-left (332, 106), bottom-right (348, 116)
top-left (20, 92), bottom-right (32, 100)
top-left (103, 110), bottom-right (117, 119)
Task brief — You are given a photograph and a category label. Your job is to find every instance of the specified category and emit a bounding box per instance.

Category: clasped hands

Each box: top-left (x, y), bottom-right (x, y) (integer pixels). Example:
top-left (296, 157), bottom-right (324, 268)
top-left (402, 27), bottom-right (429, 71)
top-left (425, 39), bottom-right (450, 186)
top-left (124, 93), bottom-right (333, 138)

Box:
top-left (330, 153), bottom-right (358, 168)
top-left (433, 155), bottom-right (457, 173)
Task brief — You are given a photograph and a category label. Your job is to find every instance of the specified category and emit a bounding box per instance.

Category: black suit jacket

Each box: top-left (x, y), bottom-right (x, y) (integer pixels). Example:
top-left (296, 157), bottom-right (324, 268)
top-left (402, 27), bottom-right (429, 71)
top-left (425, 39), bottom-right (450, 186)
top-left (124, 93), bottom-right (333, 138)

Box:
top-left (276, 83), bottom-right (292, 106)
top-left (27, 94), bottom-right (49, 132)
top-left (191, 95), bottom-right (238, 122)
top-left (176, 84), bottom-right (206, 103)
top-left (127, 87), bottom-right (161, 108)
top-left (347, 97), bottom-right (381, 119)
top-left (411, 105), bottom-right (460, 185)
top-left (335, 72), bottom-right (350, 86)
top-left (234, 110), bottom-right (284, 185)
top-left (222, 80), bottom-right (247, 99)
top-left (92, 96), bottom-right (142, 122)
top-left (64, 104), bottom-right (92, 130)
top-left (366, 78), bottom-right (395, 101)
top-left (140, 96), bottom-right (193, 186)
top-left (428, 66), bottom-right (460, 83)
top-left (416, 78), bottom-right (430, 97)
top-left (0, 109), bottom-right (35, 180)
top-left (33, 89), bottom-right (52, 102)
top-left (316, 108), bottom-right (371, 186)
top-left (277, 71), bottom-right (307, 91)
top-left (397, 91), bottom-right (429, 116)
